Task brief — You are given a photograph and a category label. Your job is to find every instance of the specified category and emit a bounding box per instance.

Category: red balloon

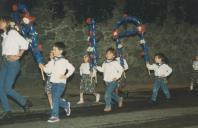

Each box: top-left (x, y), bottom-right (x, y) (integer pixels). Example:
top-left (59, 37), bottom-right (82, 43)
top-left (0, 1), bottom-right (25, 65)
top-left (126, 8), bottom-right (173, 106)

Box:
top-left (137, 24), bottom-right (146, 34)
top-left (123, 13), bottom-right (128, 18)
top-left (86, 18), bottom-right (92, 24)
top-left (37, 43), bottom-right (43, 51)
top-left (12, 4), bottom-right (18, 11)
top-left (112, 30), bottom-right (118, 39)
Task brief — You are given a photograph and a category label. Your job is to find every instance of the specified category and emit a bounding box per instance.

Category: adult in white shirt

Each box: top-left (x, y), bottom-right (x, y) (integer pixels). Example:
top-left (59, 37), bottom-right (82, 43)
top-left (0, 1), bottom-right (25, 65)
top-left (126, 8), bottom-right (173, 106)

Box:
top-left (0, 16), bottom-right (32, 119)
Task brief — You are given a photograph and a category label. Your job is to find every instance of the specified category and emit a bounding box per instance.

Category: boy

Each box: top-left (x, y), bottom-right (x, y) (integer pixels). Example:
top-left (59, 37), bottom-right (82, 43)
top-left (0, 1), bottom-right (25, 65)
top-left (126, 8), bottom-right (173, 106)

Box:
top-left (97, 47), bottom-right (124, 112)
top-left (146, 53), bottom-right (172, 104)
top-left (39, 42), bottom-right (75, 123)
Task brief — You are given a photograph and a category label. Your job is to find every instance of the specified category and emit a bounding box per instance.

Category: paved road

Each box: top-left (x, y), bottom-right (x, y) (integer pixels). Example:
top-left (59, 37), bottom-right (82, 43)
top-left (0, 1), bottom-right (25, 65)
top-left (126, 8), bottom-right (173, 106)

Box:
top-left (1, 88), bottom-right (198, 128)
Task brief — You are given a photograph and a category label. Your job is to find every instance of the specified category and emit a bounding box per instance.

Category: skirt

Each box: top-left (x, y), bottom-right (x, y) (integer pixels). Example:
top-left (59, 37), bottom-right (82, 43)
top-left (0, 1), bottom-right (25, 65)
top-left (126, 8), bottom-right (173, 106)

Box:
top-left (80, 74), bottom-right (96, 94)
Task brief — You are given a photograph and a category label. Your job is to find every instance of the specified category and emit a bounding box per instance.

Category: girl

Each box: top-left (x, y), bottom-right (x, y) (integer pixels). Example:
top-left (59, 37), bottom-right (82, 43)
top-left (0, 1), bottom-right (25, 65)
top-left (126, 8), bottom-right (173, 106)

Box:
top-left (0, 16), bottom-right (32, 119)
top-left (146, 53), bottom-right (172, 104)
top-left (39, 42), bottom-right (75, 123)
top-left (97, 47), bottom-right (124, 112)
top-left (77, 54), bottom-right (100, 104)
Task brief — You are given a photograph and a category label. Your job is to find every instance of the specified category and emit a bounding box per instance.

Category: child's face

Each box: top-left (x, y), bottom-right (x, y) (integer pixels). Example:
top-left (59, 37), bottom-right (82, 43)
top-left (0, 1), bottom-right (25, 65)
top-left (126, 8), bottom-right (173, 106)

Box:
top-left (154, 56), bottom-right (162, 63)
top-left (195, 56), bottom-right (198, 61)
top-left (0, 20), bottom-right (7, 30)
top-left (83, 55), bottom-right (89, 63)
top-left (106, 51), bottom-right (115, 60)
top-left (49, 51), bottom-right (54, 59)
top-left (52, 46), bottom-right (62, 57)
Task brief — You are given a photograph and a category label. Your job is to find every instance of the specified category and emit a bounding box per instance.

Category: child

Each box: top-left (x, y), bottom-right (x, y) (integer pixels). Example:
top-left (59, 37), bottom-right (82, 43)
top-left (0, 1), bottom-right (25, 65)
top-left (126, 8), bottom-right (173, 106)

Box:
top-left (190, 55), bottom-right (198, 91)
top-left (45, 50), bottom-right (53, 109)
top-left (146, 53), bottom-right (172, 104)
top-left (39, 42), bottom-right (75, 123)
top-left (77, 54), bottom-right (100, 104)
top-left (97, 47), bottom-right (124, 112)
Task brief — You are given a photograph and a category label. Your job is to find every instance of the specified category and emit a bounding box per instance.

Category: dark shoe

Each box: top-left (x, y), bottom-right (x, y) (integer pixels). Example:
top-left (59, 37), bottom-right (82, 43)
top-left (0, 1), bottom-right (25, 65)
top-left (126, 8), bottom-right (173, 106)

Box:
top-left (23, 99), bottom-right (33, 112)
top-left (0, 111), bottom-right (12, 120)
top-left (148, 100), bottom-right (157, 105)
top-left (166, 98), bottom-right (171, 103)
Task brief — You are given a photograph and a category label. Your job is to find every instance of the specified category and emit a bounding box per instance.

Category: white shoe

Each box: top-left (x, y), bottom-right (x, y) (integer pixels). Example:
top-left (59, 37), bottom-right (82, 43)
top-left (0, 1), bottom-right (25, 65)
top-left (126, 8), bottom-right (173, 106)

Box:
top-left (77, 100), bottom-right (84, 104)
top-left (96, 94), bottom-right (100, 103)
top-left (47, 116), bottom-right (60, 123)
top-left (190, 84), bottom-right (194, 91)
top-left (118, 97), bottom-right (123, 108)
top-left (65, 102), bottom-right (71, 116)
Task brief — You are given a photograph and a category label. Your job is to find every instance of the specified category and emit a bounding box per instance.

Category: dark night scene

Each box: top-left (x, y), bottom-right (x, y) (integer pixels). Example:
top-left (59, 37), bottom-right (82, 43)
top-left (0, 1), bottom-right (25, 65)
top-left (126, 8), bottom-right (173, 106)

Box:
top-left (1, 0), bottom-right (198, 127)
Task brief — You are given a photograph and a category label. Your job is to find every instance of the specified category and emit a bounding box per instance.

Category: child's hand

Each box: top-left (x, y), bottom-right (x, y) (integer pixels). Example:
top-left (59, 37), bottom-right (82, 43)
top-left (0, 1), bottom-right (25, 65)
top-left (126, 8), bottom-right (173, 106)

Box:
top-left (113, 78), bottom-right (117, 81)
top-left (59, 75), bottom-right (68, 80)
top-left (39, 64), bottom-right (45, 70)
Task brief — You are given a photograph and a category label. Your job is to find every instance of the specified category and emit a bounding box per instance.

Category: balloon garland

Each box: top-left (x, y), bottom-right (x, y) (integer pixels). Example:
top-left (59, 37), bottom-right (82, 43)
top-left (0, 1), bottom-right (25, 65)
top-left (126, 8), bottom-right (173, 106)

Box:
top-left (86, 18), bottom-right (97, 70)
top-left (11, 3), bottom-right (44, 80)
top-left (11, 3), bottom-right (29, 24)
top-left (85, 18), bottom-right (98, 83)
top-left (112, 15), bottom-right (149, 68)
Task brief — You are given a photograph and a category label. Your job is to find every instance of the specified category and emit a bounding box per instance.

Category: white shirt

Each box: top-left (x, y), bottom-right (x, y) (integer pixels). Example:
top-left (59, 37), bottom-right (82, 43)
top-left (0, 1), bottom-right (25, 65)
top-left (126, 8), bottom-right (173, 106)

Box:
top-left (146, 63), bottom-right (172, 77)
top-left (44, 57), bottom-right (75, 84)
top-left (116, 57), bottom-right (129, 71)
top-left (97, 60), bottom-right (124, 82)
top-left (1, 30), bottom-right (29, 55)
top-left (193, 61), bottom-right (198, 71)
top-left (80, 63), bottom-right (90, 75)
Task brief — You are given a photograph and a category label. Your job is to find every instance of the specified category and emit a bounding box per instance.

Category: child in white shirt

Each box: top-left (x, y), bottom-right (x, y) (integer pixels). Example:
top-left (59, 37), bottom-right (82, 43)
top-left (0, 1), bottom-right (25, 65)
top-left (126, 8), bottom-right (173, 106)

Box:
top-left (146, 53), bottom-right (172, 104)
top-left (77, 54), bottom-right (100, 104)
top-left (97, 47), bottom-right (124, 112)
top-left (190, 55), bottom-right (198, 91)
top-left (39, 42), bottom-right (75, 123)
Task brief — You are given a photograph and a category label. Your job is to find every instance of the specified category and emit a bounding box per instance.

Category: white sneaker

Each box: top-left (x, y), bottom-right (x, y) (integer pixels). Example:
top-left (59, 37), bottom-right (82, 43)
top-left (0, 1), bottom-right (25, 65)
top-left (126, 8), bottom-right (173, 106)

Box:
top-left (65, 102), bottom-right (71, 116)
top-left (96, 94), bottom-right (100, 103)
top-left (47, 116), bottom-right (60, 123)
top-left (77, 100), bottom-right (84, 104)
top-left (118, 97), bottom-right (123, 108)
top-left (190, 84), bottom-right (194, 91)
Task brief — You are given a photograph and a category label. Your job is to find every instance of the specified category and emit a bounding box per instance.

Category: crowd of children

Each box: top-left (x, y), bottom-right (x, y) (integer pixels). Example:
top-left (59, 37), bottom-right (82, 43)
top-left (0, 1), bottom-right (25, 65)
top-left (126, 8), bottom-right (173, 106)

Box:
top-left (0, 15), bottom-right (177, 123)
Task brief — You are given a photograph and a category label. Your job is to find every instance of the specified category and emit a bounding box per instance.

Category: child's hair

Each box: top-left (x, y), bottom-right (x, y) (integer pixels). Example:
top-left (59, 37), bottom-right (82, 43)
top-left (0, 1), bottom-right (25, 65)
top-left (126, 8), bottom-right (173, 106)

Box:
top-left (0, 16), bottom-right (14, 34)
top-left (53, 42), bottom-right (66, 56)
top-left (106, 47), bottom-right (117, 59)
top-left (154, 53), bottom-right (169, 64)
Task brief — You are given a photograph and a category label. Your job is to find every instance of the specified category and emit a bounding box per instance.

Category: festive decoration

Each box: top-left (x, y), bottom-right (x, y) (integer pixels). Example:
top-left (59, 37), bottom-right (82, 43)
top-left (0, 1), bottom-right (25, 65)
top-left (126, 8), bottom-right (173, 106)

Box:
top-left (112, 15), bottom-right (149, 67)
top-left (86, 18), bottom-right (97, 70)
top-left (21, 14), bottom-right (43, 64)
top-left (11, 3), bottom-right (29, 24)
top-left (11, 3), bottom-right (45, 80)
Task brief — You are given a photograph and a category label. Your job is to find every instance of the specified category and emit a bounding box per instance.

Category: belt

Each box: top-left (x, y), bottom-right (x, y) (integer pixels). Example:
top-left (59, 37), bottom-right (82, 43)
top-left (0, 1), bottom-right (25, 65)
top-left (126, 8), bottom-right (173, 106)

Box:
top-left (155, 76), bottom-right (166, 79)
top-left (2, 55), bottom-right (19, 61)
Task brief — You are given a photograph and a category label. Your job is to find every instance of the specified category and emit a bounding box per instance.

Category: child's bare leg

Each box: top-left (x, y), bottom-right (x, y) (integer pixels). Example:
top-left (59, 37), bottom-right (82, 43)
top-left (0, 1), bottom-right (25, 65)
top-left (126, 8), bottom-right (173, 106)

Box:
top-left (93, 93), bottom-right (100, 102)
top-left (47, 93), bottom-right (52, 109)
top-left (77, 93), bottom-right (84, 104)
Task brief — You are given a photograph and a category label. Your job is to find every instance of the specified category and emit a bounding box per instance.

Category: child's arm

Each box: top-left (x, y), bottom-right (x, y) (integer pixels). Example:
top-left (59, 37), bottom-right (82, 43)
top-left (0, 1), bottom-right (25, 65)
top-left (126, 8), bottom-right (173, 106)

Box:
top-left (163, 65), bottom-right (172, 77)
top-left (65, 61), bottom-right (75, 79)
top-left (123, 59), bottom-right (129, 70)
top-left (96, 63), bottom-right (104, 72)
top-left (146, 62), bottom-right (156, 70)
top-left (113, 62), bottom-right (124, 81)
top-left (39, 61), bottom-right (53, 74)
top-left (79, 64), bottom-right (83, 76)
